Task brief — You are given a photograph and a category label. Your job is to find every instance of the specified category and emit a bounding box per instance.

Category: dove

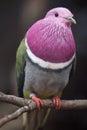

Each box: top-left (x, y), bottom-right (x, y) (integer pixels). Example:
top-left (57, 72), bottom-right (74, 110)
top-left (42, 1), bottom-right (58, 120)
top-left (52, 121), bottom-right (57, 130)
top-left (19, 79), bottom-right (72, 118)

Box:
top-left (16, 7), bottom-right (76, 130)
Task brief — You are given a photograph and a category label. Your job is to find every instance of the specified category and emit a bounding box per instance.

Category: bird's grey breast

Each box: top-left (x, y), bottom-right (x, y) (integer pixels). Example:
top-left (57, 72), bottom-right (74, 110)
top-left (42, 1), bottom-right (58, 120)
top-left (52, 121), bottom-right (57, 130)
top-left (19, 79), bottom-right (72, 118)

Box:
top-left (24, 57), bottom-right (72, 98)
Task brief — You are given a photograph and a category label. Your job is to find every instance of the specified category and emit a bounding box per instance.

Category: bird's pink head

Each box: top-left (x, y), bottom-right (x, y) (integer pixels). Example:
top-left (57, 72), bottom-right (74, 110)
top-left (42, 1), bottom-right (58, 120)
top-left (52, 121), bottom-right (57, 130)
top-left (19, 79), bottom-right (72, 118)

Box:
top-left (46, 7), bottom-right (73, 18)
top-left (45, 7), bottom-right (76, 26)
top-left (26, 7), bottom-right (76, 65)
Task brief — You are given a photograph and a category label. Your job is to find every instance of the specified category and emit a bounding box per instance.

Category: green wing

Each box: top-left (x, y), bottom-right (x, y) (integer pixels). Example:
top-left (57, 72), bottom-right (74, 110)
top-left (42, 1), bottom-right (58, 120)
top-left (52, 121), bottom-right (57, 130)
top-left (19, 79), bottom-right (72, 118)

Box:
top-left (16, 38), bottom-right (26, 97)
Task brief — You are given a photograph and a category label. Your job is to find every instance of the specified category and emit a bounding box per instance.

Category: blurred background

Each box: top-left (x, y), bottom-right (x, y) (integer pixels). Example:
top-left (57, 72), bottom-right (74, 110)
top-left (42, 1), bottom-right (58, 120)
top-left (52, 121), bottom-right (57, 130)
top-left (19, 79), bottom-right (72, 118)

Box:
top-left (0, 0), bottom-right (87, 130)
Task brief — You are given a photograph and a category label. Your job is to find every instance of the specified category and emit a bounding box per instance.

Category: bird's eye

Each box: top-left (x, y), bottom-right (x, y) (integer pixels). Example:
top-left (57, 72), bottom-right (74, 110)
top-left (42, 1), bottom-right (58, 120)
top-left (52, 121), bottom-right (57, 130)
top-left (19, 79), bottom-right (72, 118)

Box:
top-left (55, 13), bottom-right (58, 17)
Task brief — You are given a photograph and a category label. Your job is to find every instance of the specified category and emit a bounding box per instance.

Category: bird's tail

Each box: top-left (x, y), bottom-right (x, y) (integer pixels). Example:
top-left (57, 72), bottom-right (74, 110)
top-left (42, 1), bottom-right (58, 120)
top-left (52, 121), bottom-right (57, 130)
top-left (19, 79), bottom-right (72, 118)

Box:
top-left (23, 108), bottom-right (50, 130)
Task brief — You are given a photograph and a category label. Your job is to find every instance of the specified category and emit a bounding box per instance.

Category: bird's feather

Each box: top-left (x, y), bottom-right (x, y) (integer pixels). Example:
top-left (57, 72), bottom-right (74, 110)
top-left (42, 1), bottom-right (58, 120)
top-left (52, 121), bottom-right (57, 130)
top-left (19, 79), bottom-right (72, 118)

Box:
top-left (16, 38), bottom-right (26, 97)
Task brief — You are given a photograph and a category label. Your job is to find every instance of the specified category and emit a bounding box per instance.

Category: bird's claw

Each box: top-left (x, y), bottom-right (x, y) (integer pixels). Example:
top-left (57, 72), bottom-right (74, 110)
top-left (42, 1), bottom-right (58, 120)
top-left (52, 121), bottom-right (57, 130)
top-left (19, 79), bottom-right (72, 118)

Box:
top-left (52, 96), bottom-right (61, 109)
top-left (32, 96), bottom-right (43, 110)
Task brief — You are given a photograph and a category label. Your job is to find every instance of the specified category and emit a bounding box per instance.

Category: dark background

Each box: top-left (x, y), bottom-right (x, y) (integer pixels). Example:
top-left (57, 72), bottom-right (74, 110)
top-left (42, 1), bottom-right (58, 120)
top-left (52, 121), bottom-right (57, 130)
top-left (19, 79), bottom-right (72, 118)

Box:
top-left (0, 0), bottom-right (87, 130)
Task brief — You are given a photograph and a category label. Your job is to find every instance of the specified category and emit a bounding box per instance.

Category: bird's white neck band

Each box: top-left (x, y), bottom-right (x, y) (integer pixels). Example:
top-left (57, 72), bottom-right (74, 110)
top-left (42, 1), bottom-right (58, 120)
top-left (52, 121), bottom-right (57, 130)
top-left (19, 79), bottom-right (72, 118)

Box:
top-left (25, 39), bottom-right (75, 70)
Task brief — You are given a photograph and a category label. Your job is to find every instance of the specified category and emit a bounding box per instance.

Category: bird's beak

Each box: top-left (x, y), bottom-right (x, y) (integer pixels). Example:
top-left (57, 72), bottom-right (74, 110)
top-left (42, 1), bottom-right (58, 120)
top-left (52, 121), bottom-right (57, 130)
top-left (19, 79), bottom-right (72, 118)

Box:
top-left (67, 16), bottom-right (76, 24)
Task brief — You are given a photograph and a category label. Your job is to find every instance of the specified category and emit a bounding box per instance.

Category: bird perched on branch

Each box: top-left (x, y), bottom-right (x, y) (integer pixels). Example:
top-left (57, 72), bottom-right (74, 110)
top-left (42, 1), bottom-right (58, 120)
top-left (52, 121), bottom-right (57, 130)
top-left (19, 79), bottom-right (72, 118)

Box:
top-left (16, 7), bottom-right (76, 130)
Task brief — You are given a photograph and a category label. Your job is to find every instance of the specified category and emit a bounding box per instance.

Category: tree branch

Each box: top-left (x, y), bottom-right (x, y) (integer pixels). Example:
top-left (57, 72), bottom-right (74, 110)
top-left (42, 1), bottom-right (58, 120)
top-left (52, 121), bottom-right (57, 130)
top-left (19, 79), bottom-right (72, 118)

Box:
top-left (0, 91), bottom-right (87, 127)
top-left (0, 106), bottom-right (29, 127)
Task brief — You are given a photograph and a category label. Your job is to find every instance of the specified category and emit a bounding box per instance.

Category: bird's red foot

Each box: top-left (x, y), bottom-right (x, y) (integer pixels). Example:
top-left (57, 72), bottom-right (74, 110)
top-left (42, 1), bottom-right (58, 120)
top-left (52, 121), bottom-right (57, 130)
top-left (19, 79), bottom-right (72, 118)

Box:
top-left (32, 96), bottom-right (43, 110)
top-left (52, 96), bottom-right (61, 109)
